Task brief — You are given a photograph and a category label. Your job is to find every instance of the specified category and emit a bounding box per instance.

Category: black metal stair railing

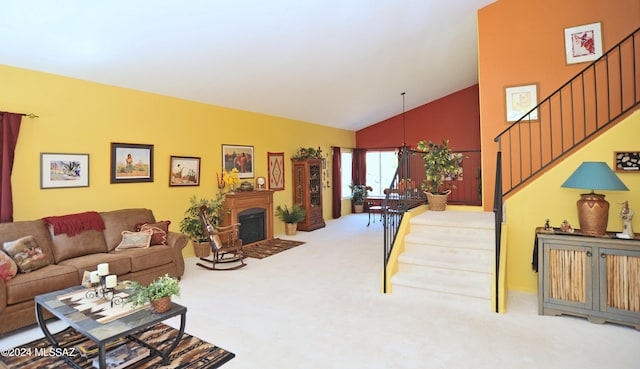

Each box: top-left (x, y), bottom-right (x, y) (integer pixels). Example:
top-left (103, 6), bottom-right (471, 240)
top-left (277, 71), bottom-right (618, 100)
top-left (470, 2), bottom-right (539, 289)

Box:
top-left (492, 27), bottom-right (640, 312)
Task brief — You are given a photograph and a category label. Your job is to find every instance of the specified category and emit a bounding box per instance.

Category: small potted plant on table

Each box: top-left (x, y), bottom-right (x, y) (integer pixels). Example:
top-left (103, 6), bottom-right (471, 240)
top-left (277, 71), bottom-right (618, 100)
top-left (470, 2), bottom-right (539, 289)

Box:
top-left (275, 204), bottom-right (306, 235)
top-left (128, 274), bottom-right (180, 313)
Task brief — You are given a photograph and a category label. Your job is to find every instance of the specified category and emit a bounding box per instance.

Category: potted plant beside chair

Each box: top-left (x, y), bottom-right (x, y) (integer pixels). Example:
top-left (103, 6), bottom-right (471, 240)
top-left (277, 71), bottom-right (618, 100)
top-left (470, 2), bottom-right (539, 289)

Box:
top-left (179, 194), bottom-right (226, 257)
top-left (275, 204), bottom-right (306, 235)
top-left (349, 184), bottom-right (372, 213)
top-left (128, 274), bottom-right (180, 313)
top-left (417, 139), bottom-right (464, 211)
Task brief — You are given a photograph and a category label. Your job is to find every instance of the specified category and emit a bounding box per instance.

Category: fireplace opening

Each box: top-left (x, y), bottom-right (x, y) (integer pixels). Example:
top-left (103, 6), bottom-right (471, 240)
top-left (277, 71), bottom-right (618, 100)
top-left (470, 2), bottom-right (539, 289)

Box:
top-left (238, 208), bottom-right (266, 245)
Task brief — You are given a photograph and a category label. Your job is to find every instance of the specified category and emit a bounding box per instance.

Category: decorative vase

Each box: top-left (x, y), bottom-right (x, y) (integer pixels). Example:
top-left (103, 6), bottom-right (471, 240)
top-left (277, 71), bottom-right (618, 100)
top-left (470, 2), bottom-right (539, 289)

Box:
top-left (150, 297), bottom-right (171, 313)
top-left (285, 223), bottom-right (297, 236)
top-left (576, 192), bottom-right (609, 235)
top-left (425, 189), bottom-right (452, 211)
top-left (228, 184), bottom-right (236, 194)
top-left (354, 204), bottom-right (364, 213)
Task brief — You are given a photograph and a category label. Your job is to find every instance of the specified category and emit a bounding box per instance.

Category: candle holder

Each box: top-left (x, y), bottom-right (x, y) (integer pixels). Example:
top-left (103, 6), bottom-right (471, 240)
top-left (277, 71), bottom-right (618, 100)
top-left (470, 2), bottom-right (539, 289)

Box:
top-left (86, 276), bottom-right (124, 308)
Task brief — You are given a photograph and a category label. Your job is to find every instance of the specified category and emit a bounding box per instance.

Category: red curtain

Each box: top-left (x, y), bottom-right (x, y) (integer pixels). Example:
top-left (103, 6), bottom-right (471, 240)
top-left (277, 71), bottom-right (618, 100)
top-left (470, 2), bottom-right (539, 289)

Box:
top-left (331, 147), bottom-right (341, 219)
top-left (0, 113), bottom-right (22, 223)
top-left (352, 149), bottom-right (367, 185)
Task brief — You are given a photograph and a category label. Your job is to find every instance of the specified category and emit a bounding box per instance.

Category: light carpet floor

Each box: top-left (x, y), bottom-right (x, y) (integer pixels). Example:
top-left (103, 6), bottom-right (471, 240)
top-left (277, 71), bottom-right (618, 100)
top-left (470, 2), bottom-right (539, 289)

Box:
top-left (1, 213), bottom-right (638, 369)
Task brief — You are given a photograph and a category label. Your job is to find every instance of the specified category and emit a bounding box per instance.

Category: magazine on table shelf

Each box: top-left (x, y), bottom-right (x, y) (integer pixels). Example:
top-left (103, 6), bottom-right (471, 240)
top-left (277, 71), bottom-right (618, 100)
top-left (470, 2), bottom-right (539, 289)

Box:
top-left (76, 337), bottom-right (125, 358)
top-left (91, 341), bottom-right (150, 369)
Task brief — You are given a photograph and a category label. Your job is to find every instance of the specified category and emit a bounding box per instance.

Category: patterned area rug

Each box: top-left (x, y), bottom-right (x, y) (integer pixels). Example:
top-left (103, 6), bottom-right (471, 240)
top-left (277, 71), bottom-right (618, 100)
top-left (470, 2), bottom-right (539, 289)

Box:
top-left (243, 238), bottom-right (306, 259)
top-left (0, 323), bottom-right (234, 369)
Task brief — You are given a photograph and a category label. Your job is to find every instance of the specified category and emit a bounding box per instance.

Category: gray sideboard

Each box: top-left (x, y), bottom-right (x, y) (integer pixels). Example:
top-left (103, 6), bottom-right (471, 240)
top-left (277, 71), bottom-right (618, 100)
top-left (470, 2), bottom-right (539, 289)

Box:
top-left (537, 231), bottom-right (640, 330)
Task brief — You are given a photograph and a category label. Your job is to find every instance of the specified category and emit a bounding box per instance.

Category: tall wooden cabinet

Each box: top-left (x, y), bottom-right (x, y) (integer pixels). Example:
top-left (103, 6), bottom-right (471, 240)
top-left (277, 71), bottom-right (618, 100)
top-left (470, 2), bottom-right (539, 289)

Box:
top-left (291, 158), bottom-right (325, 231)
top-left (537, 232), bottom-right (640, 329)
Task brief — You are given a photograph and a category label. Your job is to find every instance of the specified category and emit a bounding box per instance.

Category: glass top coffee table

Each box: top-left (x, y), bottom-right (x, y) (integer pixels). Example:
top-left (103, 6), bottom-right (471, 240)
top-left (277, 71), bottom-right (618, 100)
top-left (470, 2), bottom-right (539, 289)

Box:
top-left (35, 284), bottom-right (187, 369)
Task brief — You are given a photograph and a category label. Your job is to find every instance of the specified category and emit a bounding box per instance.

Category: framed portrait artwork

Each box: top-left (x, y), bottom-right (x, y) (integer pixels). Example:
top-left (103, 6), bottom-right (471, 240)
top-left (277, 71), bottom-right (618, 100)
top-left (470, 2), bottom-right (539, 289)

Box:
top-left (564, 22), bottom-right (603, 64)
top-left (222, 144), bottom-right (254, 179)
top-left (40, 153), bottom-right (89, 189)
top-left (268, 152), bottom-right (285, 191)
top-left (110, 143), bottom-right (154, 183)
top-left (170, 156), bottom-right (201, 186)
top-left (505, 84), bottom-right (539, 122)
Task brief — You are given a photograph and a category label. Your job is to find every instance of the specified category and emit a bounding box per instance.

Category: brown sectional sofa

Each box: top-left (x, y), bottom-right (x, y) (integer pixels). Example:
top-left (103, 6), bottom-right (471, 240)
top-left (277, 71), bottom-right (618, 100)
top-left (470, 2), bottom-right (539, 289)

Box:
top-left (0, 208), bottom-right (188, 334)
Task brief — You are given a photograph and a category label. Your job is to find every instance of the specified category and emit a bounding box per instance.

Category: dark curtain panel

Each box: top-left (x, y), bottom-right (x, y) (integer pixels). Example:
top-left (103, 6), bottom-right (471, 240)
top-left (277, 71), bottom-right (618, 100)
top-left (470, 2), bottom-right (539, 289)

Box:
top-left (0, 113), bottom-right (22, 223)
top-left (331, 147), bottom-right (341, 219)
top-left (352, 149), bottom-right (367, 185)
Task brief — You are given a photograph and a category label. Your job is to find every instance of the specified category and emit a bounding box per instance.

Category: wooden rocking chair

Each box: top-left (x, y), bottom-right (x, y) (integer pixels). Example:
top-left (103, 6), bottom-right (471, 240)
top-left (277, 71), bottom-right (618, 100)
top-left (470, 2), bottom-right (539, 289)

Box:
top-left (195, 205), bottom-right (246, 271)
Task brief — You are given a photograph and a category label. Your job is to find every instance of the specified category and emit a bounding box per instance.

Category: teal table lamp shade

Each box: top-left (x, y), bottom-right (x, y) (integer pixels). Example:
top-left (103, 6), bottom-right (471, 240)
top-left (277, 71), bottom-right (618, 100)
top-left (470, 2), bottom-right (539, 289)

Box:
top-left (561, 162), bottom-right (629, 235)
top-left (561, 162), bottom-right (629, 191)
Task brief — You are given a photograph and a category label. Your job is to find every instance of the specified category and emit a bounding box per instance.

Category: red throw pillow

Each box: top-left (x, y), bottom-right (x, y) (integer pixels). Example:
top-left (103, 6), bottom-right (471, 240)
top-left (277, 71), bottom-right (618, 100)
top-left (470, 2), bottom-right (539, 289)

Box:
top-left (134, 220), bottom-right (170, 233)
top-left (140, 225), bottom-right (168, 245)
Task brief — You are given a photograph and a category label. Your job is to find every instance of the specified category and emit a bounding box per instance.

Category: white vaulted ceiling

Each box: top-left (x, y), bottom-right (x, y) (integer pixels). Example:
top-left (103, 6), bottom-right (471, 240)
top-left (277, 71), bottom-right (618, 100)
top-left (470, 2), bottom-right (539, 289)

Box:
top-left (0, 0), bottom-right (494, 130)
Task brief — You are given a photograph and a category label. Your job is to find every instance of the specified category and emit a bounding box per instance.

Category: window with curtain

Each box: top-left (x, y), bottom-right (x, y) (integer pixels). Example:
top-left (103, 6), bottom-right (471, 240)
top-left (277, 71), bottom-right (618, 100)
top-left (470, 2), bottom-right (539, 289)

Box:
top-left (340, 150), bottom-right (352, 199)
top-left (365, 150), bottom-right (398, 196)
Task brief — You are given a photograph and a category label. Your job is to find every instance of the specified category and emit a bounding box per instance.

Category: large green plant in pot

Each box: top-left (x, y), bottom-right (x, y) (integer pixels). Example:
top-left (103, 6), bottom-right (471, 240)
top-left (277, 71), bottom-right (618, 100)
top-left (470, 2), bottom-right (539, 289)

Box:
top-left (179, 194), bottom-right (227, 243)
top-left (417, 139), bottom-right (464, 210)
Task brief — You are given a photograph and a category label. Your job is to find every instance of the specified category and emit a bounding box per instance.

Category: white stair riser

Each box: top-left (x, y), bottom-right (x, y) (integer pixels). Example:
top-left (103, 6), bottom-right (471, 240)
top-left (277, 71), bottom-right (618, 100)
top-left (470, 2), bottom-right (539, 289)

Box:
top-left (391, 284), bottom-right (493, 311)
top-left (399, 247), bottom-right (493, 273)
top-left (392, 269), bottom-right (491, 299)
top-left (408, 226), bottom-right (495, 244)
top-left (404, 234), bottom-right (494, 252)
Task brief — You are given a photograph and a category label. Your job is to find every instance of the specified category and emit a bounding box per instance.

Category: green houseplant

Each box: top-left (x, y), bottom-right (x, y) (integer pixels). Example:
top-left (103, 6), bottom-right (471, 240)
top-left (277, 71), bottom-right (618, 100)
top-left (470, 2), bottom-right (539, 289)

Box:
top-left (348, 184), bottom-right (372, 213)
top-left (179, 194), bottom-right (226, 257)
top-left (128, 274), bottom-right (180, 313)
top-left (275, 204), bottom-right (306, 235)
top-left (416, 139), bottom-right (464, 211)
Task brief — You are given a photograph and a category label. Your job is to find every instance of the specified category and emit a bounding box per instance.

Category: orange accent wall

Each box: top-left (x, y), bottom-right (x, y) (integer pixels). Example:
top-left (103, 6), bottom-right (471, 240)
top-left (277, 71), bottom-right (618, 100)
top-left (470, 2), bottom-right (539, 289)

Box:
top-left (356, 85), bottom-right (480, 151)
top-left (478, 0), bottom-right (640, 210)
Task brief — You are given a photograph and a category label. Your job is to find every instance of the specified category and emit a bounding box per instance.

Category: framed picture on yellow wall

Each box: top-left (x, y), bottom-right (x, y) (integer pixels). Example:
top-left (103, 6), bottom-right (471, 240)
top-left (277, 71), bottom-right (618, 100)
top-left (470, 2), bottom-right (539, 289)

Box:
top-left (505, 84), bottom-right (538, 122)
top-left (110, 143), bottom-right (154, 183)
top-left (222, 144), bottom-right (254, 179)
top-left (40, 153), bottom-right (89, 189)
top-left (170, 156), bottom-right (201, 186)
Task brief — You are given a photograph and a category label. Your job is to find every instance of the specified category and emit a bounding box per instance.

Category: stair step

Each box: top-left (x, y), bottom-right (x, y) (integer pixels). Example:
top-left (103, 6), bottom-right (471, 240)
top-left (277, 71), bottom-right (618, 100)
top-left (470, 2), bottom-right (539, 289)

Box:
top-left (404, 232), bottom-right (494, 250)
top-left (399, 243), bottom-right (493, 273)
top-left (394, 264), bottom-right (492, 299)
top-left (410, 210), bottom-right (494, 228)
top-left (391, 284), bottom-right (493, 312)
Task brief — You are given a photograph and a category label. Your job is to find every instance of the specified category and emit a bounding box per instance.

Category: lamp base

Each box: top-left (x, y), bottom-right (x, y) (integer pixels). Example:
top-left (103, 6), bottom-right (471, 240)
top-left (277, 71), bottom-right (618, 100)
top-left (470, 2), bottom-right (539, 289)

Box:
top-left (577, 192), bottom-right (609, 236)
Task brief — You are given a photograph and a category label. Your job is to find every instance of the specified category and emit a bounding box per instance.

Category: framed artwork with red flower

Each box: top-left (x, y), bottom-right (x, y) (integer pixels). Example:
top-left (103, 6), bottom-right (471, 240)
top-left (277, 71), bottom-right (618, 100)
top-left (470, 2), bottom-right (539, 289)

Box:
top-left (564, 22), bottom-right (603, 64)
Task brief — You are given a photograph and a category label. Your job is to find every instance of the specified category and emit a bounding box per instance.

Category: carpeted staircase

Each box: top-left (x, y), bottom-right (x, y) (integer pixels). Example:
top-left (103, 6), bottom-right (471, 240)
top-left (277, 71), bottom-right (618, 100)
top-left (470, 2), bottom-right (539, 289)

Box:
top-left (391, 210), bottom-right (495, 309)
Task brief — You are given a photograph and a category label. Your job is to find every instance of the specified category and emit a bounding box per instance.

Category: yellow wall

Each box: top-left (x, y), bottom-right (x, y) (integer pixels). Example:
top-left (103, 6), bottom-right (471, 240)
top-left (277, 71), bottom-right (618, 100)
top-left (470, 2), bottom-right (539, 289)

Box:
top-left (0, 64), bottom-right (355, 256)
top-left (504, 111), bottom-right (640, 292)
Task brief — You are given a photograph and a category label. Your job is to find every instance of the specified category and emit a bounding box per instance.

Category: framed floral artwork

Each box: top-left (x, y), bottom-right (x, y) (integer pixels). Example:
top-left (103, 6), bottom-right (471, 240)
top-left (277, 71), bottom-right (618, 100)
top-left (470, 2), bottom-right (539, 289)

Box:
top-left (40, 153), bottom-right (89, 189)
top-left (564, 22), bottom-right (603, 64)
top-left (268, 152), bottom-right (285, 191)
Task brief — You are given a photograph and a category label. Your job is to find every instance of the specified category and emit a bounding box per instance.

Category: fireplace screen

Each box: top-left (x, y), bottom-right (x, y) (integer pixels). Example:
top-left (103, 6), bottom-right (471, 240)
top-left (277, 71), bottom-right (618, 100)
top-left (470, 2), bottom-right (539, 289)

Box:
top-left (238, 208), bottom-right (266, 245)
